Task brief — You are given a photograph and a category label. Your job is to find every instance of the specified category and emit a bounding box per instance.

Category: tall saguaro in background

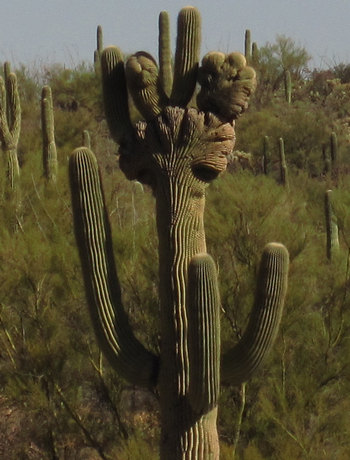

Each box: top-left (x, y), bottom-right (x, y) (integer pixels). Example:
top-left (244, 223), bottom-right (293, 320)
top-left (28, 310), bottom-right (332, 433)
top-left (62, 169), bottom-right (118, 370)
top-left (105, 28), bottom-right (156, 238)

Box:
top-left (41, 85), bottom-right (58, 183)
top-left (0, 62), bottom-right (21, 191)
top-left (69, 7), bottom-right (289, 459)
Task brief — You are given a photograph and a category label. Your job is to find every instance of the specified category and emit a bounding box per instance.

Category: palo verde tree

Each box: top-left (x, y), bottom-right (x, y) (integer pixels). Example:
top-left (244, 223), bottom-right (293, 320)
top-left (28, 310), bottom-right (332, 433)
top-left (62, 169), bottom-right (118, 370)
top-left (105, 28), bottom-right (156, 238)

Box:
top-left (69, 7), bottom-right (289, 459)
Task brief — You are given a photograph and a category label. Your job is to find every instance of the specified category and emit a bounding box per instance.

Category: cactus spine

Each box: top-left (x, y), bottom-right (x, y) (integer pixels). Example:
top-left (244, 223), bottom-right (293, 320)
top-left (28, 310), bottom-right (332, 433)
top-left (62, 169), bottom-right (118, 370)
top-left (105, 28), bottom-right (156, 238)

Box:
top-left (41, 86), bottom-right (58, 182)
top-left (69, 8), bottom-right (288, 459)
top-left (0, 62), bottom-right (21, 190)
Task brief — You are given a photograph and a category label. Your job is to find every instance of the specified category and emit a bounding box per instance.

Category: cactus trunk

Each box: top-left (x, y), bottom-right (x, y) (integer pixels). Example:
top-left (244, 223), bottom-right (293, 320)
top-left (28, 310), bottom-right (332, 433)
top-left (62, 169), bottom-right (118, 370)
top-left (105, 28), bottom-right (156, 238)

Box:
top-left (156, 178), bottom-right (219, 457)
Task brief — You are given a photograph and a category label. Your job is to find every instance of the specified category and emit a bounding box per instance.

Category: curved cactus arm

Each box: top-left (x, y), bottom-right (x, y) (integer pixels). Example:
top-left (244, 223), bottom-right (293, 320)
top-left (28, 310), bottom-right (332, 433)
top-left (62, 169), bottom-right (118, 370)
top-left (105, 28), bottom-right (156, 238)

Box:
top-left (222, 243), bottom-right (289, 385)
top-left (188, 253), bottom-right (221, 415)
top-left (170, 6), bottom-right (201, 107)
top-left (69, 147), bottom-right (159, 388)
top-left (101, 46), bottom-right (134, 144)
top-left (158, 11), bottom-right (173, 98)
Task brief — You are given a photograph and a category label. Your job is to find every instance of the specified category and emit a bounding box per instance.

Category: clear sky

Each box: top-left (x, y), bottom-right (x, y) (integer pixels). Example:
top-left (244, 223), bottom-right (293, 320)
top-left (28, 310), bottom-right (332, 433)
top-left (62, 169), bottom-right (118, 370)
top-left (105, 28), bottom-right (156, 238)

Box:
top-left (1, 0), bottom-right (349, 70)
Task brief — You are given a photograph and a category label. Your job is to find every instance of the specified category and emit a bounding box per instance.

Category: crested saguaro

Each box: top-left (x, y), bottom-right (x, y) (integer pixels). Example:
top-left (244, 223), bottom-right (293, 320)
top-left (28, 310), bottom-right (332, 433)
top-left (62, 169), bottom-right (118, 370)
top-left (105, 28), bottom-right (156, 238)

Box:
top-left (69, 7), bottom-right (289, 459)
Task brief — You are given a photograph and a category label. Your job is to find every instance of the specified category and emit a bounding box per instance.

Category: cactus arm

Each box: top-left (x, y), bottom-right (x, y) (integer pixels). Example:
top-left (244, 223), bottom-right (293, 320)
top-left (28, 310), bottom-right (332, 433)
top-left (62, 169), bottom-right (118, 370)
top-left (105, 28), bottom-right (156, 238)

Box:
top-left (69, 147), bottom-right (159, 388)
top-left (126, 52), bottom-right (167, 120)
top-left (158, 11), bottom-right (173, 98)
top-left (187, 253), bottom-right (220, 415)
top-left (197, 51), bottom-right (256, 122)
top-left (100, 46), bottom-right (134, 144)
top-left (170, 6), bottom-right (201, 107)
top-left (222, 243), bottom-right (289, 385)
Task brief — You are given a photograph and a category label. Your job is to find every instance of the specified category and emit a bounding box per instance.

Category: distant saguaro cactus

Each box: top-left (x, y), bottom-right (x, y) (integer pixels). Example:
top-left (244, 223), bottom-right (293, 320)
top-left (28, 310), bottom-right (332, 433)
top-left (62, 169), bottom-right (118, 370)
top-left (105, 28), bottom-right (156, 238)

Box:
top-left (0, 62), bottom-right (21, 190)
top-left (325, 189), bottom-right (339, 261)
top-left (41, 85), bottom-right (58, 182)
top-left (284, 69), bottom-right (291, 104)
top-left (279, 137), bottom-right (289, 190)
top-left (69, 7), bottom-right (289, 459)
top-left (94, 25), bottom-right (103, 72)
top-left (244, 29), bottom-right (251, 63)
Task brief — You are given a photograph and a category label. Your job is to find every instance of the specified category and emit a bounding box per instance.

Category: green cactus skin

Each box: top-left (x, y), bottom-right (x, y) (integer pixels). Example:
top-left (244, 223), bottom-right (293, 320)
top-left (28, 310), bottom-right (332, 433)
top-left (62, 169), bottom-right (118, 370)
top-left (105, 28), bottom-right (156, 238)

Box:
top-left (284, 69), bottom-right (291, 104)
top-left (158, 11), bottom-right (173, 98)
top-left (325, 189), bottom-right (339, 261)
top-left (41, 86), bottom-right (58, 183)
top-left (278, 137), bottom-right (289, 190)
top-left (70, 7), bottom-right (289, 459)
top-left (0, 63), bottom-right (21, 190)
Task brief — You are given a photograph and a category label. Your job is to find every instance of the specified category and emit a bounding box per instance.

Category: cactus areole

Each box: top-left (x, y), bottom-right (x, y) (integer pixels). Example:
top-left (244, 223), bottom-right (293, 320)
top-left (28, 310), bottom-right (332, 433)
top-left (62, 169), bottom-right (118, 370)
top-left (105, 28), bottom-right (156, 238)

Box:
top-left (69, 7), bottom-right (289, 459)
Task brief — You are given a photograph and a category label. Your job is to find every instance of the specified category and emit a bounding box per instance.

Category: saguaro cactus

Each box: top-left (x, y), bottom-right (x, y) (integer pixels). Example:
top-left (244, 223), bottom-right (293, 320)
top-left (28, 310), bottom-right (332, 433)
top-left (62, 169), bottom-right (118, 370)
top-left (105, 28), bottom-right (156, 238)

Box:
top-left (0, 62), bottom-right (21, 190)
top-left (94, 25), bottom-right (103, 72)
top-left (244, 29), bottom-right (251, 63)
top-left (279, 137), bottom-right (289, 190)
top-left (284, 69), bottom-right (292, 104)
top-left (69, 7), bottom-right (289, 459)
top-left (41, 85), bottom-right (58, 182)
top-left (325, 189), bottom-right (339, 261)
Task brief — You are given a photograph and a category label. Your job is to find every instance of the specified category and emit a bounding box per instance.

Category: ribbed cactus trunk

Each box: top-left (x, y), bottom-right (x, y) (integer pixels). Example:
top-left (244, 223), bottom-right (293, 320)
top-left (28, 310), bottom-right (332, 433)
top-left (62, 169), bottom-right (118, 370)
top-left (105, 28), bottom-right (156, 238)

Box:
top-left (157, 186), bottom-right (218, 457)
top-left (155, 159), bottom-right (218, 458)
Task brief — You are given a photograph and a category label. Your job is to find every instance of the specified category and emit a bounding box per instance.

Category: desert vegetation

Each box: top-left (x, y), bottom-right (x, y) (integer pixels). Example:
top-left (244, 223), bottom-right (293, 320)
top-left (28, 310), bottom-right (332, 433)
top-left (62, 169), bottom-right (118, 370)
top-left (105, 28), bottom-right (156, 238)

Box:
top-left (0, 10), bottom-right (350, 460)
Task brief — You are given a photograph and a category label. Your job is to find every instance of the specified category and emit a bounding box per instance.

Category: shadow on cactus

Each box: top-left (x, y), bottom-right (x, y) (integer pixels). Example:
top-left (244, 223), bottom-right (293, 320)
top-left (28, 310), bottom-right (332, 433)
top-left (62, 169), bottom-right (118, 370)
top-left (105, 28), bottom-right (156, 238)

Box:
top-left (69, 6), bottom-right (289, 459)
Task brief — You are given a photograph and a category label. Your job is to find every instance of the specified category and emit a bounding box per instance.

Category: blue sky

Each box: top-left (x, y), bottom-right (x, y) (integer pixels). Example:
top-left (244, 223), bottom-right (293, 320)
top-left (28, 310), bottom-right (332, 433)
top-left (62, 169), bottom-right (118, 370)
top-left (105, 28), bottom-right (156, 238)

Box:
top-left (1, 0), bottom-right (349, 70)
